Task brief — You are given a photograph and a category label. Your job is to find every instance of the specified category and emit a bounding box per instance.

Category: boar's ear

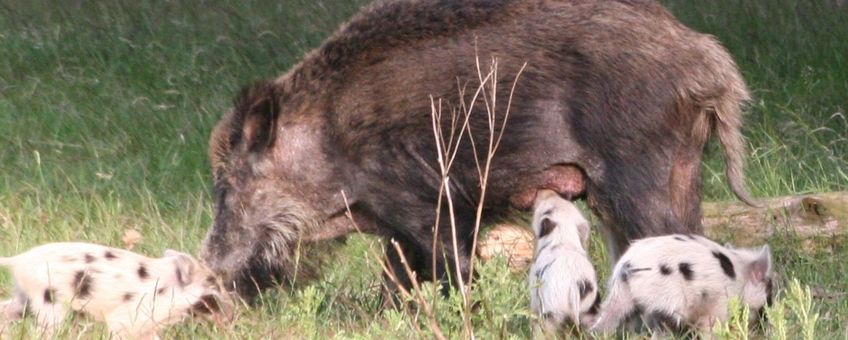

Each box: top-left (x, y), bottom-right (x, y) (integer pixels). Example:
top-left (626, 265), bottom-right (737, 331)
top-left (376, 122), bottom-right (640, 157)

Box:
top-left (748, 245), bottom-right (772, 283)
top-left (208, 116), bottom-right (231, 174)
top-left (234, 80), bottom-right (280, 153)
top-left (165, 249), bottom-right (196, 286)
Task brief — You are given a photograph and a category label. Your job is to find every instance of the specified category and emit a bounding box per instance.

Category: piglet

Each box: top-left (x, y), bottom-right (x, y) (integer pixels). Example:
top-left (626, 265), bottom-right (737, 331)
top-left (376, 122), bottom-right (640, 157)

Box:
top-left (592, 234), bottom-right (774, 334)
top-left (528, 190), bottom-right (600, 334)
top-left (0, 242), bottom-right (233, 339)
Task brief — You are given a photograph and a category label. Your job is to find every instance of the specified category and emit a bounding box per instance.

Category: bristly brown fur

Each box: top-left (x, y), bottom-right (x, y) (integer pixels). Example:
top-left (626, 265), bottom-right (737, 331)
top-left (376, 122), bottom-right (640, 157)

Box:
top-left (203, 0), bottom-right (755, 297)
top-left (320, 0), bottom-right (514, 69)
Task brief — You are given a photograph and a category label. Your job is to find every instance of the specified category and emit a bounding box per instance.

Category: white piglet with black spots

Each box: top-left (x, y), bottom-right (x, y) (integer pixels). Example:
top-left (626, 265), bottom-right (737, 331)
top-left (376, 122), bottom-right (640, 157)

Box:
top-left (592, 234), bottom-right (774, 333)
top-left (529, 190), bottom-right (600, 333)
top-left (0, 242), bottom-right (233, 339)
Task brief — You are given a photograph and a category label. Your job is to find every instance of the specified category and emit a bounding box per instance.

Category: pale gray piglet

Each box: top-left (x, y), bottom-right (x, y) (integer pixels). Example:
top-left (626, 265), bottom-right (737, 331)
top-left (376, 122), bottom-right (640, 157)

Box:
top-left (0, 242), bottom-right (233, 339)
top-left (529, 190), bottom-right (599, 334)
top-left (591, 234), bottom-right (774, 334)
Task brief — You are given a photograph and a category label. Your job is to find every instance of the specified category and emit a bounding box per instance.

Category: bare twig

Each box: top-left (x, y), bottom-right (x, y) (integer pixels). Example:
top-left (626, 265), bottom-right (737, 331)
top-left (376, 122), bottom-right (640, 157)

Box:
top-left (426, 48), bottom-right (526, 338)
top-left (467, 61), bottom-right (527, 287)
top-left (428, 70), bottom-right (493, 305)
top-left (389, 240), bottom-right (448, 340)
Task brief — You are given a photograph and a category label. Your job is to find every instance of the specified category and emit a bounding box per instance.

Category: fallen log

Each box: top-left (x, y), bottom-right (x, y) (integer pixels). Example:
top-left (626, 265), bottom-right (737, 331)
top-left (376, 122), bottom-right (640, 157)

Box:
top-left (702, 191), bottom-right (847, 246)
top-left (477, 223), bottom-right (535, 272)
top-left (478, 191), bottom-right (848, 270)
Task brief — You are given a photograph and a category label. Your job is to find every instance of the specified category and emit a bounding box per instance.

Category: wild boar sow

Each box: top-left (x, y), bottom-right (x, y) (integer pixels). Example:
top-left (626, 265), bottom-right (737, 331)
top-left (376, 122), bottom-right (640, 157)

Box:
top-left (201, 0), bottom-right (755, 298)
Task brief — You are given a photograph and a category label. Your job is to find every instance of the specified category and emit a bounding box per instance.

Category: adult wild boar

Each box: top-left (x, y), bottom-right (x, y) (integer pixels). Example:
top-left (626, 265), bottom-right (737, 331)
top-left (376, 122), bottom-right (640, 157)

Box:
top-left (201, 0), bottom-right (755, 298)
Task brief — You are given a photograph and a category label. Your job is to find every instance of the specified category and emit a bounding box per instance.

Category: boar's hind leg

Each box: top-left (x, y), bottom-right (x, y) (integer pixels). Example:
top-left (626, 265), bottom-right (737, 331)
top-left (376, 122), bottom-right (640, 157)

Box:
top-left (668, 146), bottom-right (706, 235)
top-left (587, 161), bottom-right (702, 260)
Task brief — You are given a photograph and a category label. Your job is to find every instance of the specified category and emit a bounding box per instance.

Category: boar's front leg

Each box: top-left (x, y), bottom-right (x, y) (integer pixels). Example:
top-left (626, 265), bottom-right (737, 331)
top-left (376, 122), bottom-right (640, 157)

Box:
top-left (380, 222), bottom-right (474, 304)
top-left (381, 236), bottom-right (429, 307)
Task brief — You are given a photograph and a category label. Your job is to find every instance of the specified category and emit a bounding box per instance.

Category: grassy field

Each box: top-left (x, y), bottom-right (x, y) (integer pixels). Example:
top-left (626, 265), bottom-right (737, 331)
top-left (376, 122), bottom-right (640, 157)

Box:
top-left (0, 0), bottom-right (846, 338)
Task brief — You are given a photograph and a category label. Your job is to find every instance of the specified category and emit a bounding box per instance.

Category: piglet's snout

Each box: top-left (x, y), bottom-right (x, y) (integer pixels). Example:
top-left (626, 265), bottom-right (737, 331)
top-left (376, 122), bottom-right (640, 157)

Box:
top-left (190, 291), bottom-right (236, 325)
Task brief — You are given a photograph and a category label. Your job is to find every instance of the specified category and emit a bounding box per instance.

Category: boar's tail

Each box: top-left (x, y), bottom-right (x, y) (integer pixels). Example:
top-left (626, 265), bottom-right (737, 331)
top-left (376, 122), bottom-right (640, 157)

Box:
top-left (712, 93), bottom-right (759, 207)
top-left (690, 49), bottom-right (759, 208)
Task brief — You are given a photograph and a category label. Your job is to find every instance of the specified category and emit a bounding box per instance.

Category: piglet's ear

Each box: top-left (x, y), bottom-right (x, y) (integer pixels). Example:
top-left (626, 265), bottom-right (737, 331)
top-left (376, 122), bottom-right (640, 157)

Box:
top-left (165, 250), bottom-right (196, 286)
top-left (164, 249), bottom-right (183, 258)
top-left (539, 218), bottom-right (556, 238)
top-left (578, 221), bottom-right (591, 250)
top-left (749, 245), bottom-right (772, 283)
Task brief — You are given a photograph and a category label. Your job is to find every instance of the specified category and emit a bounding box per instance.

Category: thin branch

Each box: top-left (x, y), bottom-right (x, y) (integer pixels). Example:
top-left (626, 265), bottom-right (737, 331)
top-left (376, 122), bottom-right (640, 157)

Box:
top-left (466, 61), bottom-right (527, 289)
top-left (390, 240), bottom-right (448, 340)
top-left (425, 46), bottom-right (526, 339)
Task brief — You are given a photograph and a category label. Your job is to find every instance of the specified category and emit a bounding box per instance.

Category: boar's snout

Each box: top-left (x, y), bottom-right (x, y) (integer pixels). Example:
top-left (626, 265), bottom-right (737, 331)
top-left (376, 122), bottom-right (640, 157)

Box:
top-left (200, 210), bottom-right (295, 299)
top-left (199, 216), bottom-right (257, 291)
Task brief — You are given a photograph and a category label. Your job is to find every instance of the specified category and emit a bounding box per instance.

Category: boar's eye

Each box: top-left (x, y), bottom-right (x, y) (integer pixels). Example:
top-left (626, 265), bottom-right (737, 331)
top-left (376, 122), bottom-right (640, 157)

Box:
top-left (212, 167), bottom-right (225, 183)
top-left (214, 185), bottom-right (231, 214)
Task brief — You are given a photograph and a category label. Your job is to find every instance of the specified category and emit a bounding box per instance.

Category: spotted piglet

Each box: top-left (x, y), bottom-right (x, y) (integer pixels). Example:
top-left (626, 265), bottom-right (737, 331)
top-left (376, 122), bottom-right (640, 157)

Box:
top-left (0, 242), bottom-right (232, 339)
top-left (592, 234), bottom-right (774, 334)
top-left (529, 190), bottom-right (599, 334)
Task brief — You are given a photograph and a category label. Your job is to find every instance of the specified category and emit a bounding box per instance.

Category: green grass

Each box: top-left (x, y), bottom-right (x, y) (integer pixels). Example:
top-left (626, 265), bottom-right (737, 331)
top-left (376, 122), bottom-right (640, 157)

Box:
top-left (0, 0), bottom-right (846, 338)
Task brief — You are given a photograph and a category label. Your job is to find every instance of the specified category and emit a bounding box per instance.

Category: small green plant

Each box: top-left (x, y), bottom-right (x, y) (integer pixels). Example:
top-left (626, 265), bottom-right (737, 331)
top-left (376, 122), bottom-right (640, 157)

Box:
top-left (712, 279), bottom-right (823, 340)
top-left (781, 279), bottom-right (820, 340)
top-left (766, 291), bottom-right (789, 340)
top-left (712, 298), bottom-right (751, 340)
top-left (289, 285), bottom-right (326, 336)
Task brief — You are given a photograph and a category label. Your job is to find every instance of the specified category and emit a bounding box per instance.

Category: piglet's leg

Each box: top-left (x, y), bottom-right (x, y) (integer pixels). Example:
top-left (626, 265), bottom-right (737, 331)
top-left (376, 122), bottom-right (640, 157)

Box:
top-left (108, 326), bottom-right (161, 340)
top-left (106, 323), bottom-right (161, 340)
top-left (30, 301), bottom-right (68, 338)
top-left (105, 307), bottom-right (164, 340)
top-left (690, 302), bottom-right (726, 337)
top-left (510, 164), bottom-right (586, 210)
top-left (0, 300), bottom-right (24, 322)
top-left (1, 300), bottom-right (20, 336)
top-left (1, 288), bottom-right (27, 321)
top-left (1, 302), bottom-right (14, 336)
top-left (531, 312), bottom-right (563, 339)
top-left (104, 308), bottom-right (132, 339)
top-left (591, 278), bottom-right (638, 333)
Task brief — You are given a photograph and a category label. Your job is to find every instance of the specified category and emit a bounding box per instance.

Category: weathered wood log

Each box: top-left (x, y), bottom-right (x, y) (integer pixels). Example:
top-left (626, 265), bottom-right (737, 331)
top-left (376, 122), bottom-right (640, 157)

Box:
top-left (477, 224), bottom-right (535, 272)
top-left (702, 191), bottom-right (847, 246)
top-left (478, 191), bottom-right (848, 270)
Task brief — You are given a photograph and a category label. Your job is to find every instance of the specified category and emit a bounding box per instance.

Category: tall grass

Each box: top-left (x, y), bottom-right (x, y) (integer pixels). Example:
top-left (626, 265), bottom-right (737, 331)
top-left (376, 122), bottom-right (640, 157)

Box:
top-left (0, 0), bottom-right (845, 338)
